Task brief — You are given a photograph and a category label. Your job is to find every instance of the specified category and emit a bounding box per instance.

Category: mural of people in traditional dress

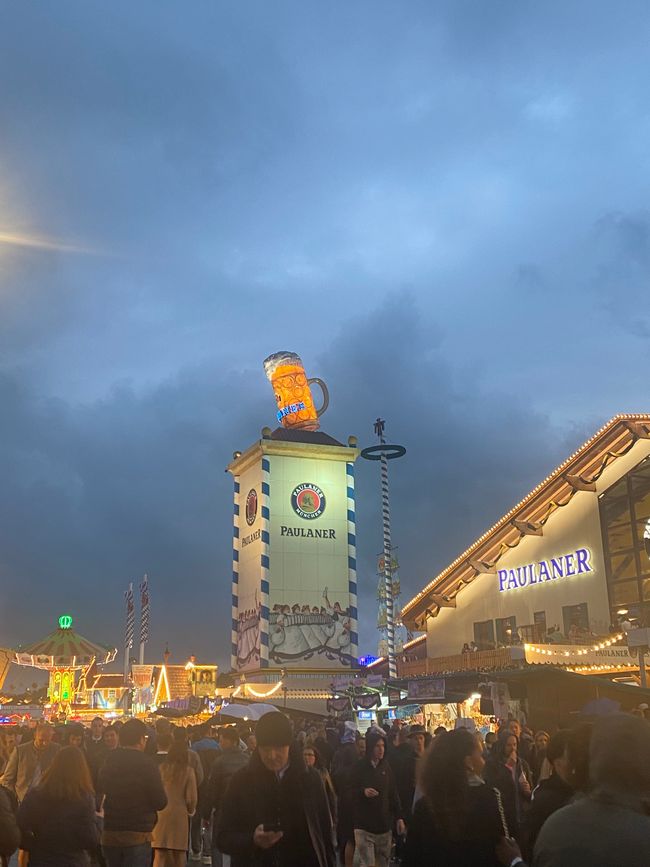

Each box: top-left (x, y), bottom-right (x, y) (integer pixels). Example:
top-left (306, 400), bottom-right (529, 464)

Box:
top-left (269, 587), bottom-right (353, 664)
top-left (236, 596), bottom-right (261, 669)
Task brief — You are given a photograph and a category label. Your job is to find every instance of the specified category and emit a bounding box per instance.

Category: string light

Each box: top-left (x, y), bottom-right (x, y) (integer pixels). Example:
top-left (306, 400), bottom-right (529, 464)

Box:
top-left (568, 662), bottom-right (635, 673)
top-left (524, 634), bottom-right (624, 658)
top-left (402, 415), bottom-right (647, 620)
top-left (245, 681), bottom-right (283, 699)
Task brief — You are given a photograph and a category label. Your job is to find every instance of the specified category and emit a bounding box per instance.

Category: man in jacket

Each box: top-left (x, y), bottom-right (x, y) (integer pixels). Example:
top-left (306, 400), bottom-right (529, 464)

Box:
top-left (205, 726), bottom-right (249, 867)
top-left (533, 714), bottom-right (650, 867)
top-left (0, 723), bottom-right (59, 802)
top-left (217, 711), bottom-right (335, 867)
top-left (350, 727), bottom-right (404, 867)
top-left (99, 718), bottom-right (167, 867)
top-left (522, 730), bottom-right (573, 860)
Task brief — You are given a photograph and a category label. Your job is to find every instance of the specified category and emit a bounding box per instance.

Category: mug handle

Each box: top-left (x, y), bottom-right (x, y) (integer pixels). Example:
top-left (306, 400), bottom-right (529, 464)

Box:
top-left (308, 377), bottom-right (330, 417)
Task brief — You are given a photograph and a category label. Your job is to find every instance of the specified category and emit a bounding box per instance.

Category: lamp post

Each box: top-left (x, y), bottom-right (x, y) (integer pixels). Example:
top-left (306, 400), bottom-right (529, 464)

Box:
top-left (361, 419), bottom-right (406, 679)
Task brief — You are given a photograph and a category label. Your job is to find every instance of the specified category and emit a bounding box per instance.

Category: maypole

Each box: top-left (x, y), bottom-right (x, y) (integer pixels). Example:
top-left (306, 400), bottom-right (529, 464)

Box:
top-left (139, 574), bottom-right (150, 664)
top-left (361, 419), bottom-right (406, 679)
top-left (124, 583), bottom-right (135, 680)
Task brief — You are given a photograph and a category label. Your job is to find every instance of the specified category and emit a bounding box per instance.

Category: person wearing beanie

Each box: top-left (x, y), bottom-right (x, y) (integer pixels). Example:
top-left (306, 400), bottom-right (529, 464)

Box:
top-left (349, 727), bottom-right (404, 867)
top-left (217, 712), bottom-right (335, 867)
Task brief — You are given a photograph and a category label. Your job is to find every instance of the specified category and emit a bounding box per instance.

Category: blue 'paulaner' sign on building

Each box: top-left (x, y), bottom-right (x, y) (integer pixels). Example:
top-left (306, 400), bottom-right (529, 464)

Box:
top-left (498, 548), bottom-right (593, 592)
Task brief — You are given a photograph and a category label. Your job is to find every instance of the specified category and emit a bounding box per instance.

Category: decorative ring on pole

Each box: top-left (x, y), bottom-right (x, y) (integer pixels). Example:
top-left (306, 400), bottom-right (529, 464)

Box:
top-left (360, 444), bottom-right (406, 461)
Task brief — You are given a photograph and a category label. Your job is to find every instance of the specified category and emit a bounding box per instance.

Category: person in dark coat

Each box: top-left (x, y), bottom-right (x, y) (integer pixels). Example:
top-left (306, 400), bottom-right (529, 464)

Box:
top-left (533, 714), bottom-right (650, 867)
top-left (205, 726), bottom-right (249, 867)
top-left (484, 731), bottom-right (532, 839)
top-left (99, 718), bottom-right (167, 867)
top-left (17, 746), bottom-right (99, 867)
top-left (331, 724), bottom-right (362, 867)
top-left (388, 725), bottom-right (426, 827)
top-left (522, 730), bottom-right (573, 860)
top-left (349, 727), bottom-right (404, 867)
top-left (217, 712), bottom-right (335, 867)
top-left (403, 728), bottom-right (506, 867)
top-left (0, 784), bottom-right (20, 865)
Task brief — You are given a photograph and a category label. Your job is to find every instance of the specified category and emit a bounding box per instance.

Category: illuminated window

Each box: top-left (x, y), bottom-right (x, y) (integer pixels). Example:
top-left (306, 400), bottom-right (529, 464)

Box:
top-left (495, 616), bottom-right (517, 646)
top-left (600, 455), bottom-right (650, 626)
top-left (473, 620), bottom-right (494, 650)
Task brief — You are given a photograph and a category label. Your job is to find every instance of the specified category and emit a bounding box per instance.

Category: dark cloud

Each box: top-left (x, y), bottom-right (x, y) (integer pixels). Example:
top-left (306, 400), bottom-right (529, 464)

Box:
top-left (0, 295), bottom-right (571, 664)
top-left (0, 3), bottom-right (649, 670)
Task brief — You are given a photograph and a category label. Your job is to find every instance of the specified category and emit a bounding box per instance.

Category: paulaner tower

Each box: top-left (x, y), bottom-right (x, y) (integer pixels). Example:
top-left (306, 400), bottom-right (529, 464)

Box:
top-left (228, 352), bottom-right (359, 687)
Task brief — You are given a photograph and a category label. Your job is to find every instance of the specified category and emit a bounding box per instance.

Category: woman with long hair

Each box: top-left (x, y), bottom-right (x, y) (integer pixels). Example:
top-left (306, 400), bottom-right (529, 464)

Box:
top-left (484, 731), bottom-right (532, 840)
top-left (151, 739), bottom-right (197, 867)
top-left (303, 745), bottom-right (337, 825)
top-left (402, 729), bottom-right (506, 867)
top-left (17, 745), bottom-right (99, 866)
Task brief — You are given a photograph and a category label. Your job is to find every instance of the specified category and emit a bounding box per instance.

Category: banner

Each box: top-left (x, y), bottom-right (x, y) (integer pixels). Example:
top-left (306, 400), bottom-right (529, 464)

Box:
top-left (131, 664), bottom-right (154, 688)
top-left (524, 644), bottom-right (638, 668)
top-left (353, 693), bottom-right (381, 710)
top-left (407, 677), bottom-right (445, 701)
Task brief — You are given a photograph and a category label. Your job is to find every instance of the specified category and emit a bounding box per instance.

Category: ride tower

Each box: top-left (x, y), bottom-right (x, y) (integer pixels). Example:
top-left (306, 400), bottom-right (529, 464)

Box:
top-left (228, 352), bottom-right (359, 685)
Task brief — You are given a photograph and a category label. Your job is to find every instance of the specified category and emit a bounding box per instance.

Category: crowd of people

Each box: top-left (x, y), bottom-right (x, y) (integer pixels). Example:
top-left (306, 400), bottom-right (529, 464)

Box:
top-left (0, 710), bottom-right (648, 866)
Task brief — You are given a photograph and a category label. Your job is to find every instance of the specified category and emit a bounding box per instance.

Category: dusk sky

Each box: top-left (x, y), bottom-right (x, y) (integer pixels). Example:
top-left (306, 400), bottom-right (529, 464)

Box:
top-left (1, 3), bottom-right (649, 682)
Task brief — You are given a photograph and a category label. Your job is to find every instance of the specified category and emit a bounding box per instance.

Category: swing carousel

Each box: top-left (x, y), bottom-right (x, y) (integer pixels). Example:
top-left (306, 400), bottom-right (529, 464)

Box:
top-left (13, 615), bottom-right (117, 717)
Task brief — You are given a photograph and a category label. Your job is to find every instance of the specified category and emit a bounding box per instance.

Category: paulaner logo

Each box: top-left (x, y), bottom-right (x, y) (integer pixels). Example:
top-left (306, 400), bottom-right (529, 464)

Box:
top-left (291, 483), bottom-right (326, 520)
top-left (498, 548), bottom-right (592, 592)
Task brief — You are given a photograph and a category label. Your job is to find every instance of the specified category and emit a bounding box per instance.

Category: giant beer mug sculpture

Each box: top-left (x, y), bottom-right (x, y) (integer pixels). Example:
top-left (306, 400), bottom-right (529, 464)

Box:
top-left (263, 351), bottom-right (329, 431)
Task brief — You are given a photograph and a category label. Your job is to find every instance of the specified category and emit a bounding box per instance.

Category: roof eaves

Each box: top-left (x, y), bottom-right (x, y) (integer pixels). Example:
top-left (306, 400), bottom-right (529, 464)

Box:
top-left (402, 414), bottom-right (650, 623)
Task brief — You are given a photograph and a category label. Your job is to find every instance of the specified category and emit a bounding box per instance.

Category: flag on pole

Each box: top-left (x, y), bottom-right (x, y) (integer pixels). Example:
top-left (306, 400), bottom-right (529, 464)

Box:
top-left (125, 583), bottom-right (135, 650)
top-left (140, 574), bottom-right (150, 645)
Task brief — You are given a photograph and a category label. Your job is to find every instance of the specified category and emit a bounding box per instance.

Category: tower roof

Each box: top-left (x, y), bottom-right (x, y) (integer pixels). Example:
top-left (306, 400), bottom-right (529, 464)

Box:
top-left (269, 427), bottom-right (344, 446)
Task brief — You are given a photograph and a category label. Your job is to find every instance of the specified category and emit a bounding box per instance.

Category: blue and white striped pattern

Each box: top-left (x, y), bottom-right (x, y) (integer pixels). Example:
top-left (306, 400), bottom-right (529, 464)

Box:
top-left (379, 436), bottom-right (397, 678)
top-left (231, 479), bottom-right (240, 671)
top-left (260, 457), bottom-right (271, 667)
top-left (346, 461), bottom-right (359, 662)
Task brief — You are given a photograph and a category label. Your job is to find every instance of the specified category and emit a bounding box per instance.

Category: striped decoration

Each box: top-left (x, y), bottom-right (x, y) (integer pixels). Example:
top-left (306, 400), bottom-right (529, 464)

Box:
top-left (346, 461), bottom-right (359, 663)
top-left (259, 457), bottom-right (271, 667)
top-left (124, 583), bottom-right (135, 650)
top-left (379, 435), bottom-right (397, 678)
top-left (139, 574), bottom-right (150, 645)
top-left (231, 479), bottom-right (240, 671)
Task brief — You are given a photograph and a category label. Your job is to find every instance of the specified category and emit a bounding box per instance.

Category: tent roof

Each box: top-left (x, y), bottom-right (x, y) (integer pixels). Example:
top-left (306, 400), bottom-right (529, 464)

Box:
top-left (15, 619), bottom-right (116, 669)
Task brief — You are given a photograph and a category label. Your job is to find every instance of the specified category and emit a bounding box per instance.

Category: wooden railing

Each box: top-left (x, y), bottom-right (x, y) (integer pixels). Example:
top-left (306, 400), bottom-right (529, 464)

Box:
top-left (397, 647), bottom-right (523, 678)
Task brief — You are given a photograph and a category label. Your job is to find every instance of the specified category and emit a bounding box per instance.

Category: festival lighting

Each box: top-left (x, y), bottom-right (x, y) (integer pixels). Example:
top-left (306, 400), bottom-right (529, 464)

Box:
top-left (402, 415), bottom-right (650, 621)
top-left (245, 681), bottom-right (283, 699)
top-left (523, 634), bottom-right (624, 658)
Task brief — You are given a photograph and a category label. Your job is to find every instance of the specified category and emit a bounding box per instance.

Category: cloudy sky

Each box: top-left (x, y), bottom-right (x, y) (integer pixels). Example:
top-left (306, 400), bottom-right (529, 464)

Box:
top-left (1, 2), bottom-right (649, 682)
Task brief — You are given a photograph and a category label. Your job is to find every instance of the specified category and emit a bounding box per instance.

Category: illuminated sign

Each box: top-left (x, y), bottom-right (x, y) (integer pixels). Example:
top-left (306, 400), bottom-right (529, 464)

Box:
top-left (291, 483), bottom-right (326, 520)
top-left (264, 351), bottom-right (329, 432)
top-left (358, 655), bottom-right (379, 667)
top-left (277, 401), bottom-right (306, 421)
top-left (498, 548), bottom-right (592, 592)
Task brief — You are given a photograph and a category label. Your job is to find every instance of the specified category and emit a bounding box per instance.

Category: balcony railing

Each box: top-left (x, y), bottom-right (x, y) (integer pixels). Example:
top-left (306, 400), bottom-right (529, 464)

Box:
top-left (397, 647), bottom-right (524, 678)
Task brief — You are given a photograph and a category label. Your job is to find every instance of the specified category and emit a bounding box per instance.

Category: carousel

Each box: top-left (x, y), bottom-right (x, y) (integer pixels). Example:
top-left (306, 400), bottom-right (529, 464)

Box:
top-left (13, 615), bottom-right (117, 717)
